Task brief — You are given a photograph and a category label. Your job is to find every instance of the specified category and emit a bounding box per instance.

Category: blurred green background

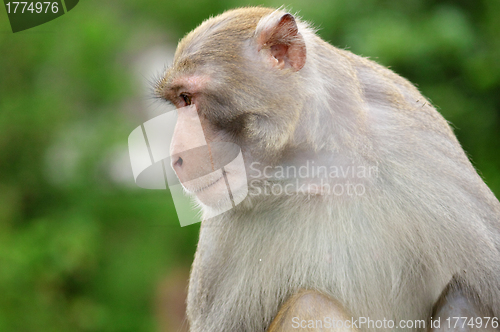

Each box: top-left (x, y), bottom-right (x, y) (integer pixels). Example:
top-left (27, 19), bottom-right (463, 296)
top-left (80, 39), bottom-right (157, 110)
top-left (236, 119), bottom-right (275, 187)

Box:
top-left (0, 0), bottom-right (499, 331)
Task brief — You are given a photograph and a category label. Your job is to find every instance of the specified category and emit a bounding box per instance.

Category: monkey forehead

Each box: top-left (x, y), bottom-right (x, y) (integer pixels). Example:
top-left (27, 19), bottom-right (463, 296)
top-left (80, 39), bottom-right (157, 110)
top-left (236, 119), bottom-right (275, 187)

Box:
top-left (169, 74), bottom-right (211, 94)
top-left (174, 7), bottom-right (275, 59)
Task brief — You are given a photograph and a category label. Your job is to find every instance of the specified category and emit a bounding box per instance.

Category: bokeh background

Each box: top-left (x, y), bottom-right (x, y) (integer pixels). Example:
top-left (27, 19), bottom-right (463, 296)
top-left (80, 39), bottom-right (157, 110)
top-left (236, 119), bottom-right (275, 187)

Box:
top-left (1, 0), bottom-right (499, 331)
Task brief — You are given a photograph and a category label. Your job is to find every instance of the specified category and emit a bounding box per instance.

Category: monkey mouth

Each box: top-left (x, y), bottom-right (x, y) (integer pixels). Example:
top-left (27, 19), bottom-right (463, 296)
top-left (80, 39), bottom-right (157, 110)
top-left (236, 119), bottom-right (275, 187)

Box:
top-left (184, 174), bottom-right (225, 194)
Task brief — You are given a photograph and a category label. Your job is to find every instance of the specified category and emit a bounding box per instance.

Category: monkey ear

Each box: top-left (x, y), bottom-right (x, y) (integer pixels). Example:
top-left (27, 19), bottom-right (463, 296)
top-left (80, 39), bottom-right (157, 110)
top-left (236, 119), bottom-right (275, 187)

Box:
top-left (256, 13), bottom-right (306, 71)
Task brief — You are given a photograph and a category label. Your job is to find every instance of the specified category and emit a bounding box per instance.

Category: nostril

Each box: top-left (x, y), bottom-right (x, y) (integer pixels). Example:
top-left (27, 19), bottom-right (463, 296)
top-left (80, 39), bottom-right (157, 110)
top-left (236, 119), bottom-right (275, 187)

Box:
top-left (173, 156), bottom-right (183, 168)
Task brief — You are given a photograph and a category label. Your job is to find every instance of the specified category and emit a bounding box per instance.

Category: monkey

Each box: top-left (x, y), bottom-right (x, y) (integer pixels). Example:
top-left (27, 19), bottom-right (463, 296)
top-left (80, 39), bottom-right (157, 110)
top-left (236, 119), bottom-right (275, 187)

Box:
top-left (153, 6), bottom-right (500, 332)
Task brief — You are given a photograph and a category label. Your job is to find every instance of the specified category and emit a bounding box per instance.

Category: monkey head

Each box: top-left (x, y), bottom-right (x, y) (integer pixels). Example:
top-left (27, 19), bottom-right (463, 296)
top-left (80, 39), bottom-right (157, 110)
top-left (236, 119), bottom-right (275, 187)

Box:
top-left (154, 8), bottom-right (311, 213)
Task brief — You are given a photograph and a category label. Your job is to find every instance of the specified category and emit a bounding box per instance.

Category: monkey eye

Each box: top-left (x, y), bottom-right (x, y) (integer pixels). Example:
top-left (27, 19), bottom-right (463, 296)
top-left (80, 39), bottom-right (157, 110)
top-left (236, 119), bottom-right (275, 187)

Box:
top-left (180, 93), bottom-right (192, 106)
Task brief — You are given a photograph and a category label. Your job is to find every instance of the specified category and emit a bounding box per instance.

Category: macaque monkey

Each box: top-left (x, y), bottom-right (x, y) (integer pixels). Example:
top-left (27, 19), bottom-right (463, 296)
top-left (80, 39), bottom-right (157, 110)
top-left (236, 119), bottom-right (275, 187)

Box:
top-left (154, 7), bottom-right (500, 332)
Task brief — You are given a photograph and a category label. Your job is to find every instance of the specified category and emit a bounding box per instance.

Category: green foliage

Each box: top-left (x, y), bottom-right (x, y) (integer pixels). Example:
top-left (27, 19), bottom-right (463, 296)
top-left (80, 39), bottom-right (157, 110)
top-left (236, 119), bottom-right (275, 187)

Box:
top-left (0, 1), bottom-right (499, 331)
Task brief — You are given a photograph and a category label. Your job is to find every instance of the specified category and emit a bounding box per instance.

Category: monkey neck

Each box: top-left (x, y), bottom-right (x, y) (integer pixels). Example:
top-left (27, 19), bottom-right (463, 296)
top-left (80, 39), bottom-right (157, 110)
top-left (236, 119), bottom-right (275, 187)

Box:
top-left (291, 37), bottom-right (375, 164)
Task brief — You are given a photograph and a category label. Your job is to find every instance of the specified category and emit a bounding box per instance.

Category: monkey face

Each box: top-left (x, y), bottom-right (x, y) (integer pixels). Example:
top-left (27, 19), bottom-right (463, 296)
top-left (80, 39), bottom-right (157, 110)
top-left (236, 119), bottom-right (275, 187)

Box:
top-left (169, 104), bottom-right (248, 215)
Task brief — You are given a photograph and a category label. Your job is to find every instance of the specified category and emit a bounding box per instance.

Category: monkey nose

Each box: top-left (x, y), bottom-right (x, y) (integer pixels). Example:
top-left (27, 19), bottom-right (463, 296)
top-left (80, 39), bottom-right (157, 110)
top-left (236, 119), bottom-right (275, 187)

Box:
top-left (172, 156), bottom-right (183, 169)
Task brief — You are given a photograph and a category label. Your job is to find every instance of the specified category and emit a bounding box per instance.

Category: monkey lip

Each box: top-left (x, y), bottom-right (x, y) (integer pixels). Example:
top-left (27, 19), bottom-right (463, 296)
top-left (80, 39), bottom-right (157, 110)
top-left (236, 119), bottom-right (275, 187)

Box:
top-left (184, 174), bottom-right (225, 194)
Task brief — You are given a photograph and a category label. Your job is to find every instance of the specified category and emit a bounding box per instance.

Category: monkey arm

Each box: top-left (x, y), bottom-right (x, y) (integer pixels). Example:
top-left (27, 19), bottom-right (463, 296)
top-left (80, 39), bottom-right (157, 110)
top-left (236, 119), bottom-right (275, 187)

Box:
top-left (268, 284), bottom-right (497, 332)
top-left (430, 277), bottom-right (497, 332)
top-left (267, 289), bottom-right (358, 332)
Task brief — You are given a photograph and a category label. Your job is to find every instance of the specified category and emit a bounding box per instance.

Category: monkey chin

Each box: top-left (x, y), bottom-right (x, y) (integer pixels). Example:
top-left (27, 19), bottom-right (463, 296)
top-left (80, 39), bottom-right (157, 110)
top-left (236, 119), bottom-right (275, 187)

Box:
top-left (181, 168), bottom-right (248, 219)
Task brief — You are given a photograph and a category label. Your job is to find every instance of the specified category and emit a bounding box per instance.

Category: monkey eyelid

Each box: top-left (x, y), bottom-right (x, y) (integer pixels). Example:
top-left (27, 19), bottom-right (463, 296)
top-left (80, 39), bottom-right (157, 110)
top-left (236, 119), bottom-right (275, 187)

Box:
top-left (180, 92), bottom-right (192, 106)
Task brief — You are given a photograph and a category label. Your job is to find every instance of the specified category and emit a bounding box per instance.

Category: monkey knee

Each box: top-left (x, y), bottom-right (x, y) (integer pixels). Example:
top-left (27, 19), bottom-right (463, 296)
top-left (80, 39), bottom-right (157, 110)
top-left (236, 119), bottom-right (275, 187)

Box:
top-left (268, 289), bottom-right (358, 332)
